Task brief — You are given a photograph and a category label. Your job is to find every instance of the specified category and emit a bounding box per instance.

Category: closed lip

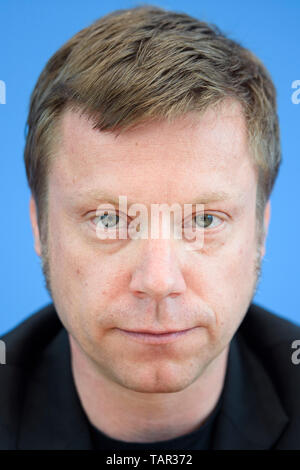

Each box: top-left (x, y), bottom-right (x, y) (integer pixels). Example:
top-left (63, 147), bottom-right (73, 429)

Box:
top-left (119, 327), bottom-right (193, 335)
top-left (116, 327), bottom-right (198, 344)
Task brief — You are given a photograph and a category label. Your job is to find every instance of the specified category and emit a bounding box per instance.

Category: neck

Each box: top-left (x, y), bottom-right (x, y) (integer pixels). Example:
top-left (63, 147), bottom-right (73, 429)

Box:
top-left (69, 336), bottom-right (229, 443)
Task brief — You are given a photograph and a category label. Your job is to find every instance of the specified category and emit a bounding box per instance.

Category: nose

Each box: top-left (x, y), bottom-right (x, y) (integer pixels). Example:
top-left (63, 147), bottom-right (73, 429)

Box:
top-left (129, 239), bottom-right (186, 301)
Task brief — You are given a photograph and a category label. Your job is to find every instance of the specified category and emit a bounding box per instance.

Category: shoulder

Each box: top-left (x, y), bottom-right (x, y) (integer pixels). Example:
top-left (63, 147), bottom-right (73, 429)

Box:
top-left (0, 306), bottom-right (90, 450)
top-left (0, 303), bottom-right (62, 367)
top-left (238, 303), bottom-right (300, 441)
top-left (240, 302), bottom-right (300, 347)
top-left (0, 303), bottom-right (63, 449)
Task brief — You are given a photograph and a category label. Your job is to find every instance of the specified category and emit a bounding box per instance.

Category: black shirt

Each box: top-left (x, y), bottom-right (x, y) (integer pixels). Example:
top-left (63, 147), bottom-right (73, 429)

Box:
top-left (88, 390), bottom-right (224, 450)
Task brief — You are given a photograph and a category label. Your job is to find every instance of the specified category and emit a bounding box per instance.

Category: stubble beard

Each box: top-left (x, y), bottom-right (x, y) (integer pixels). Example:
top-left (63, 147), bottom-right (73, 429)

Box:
top-left (40, 236), bottom-right (52, 299)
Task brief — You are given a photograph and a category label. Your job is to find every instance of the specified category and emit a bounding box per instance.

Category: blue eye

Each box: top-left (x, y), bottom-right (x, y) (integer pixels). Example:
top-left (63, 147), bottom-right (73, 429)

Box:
top-left (90, 210), bottom-right (129, 241)
top-left (96, 211), bottom-right (120, 228)
top-left (193, 214), bottom-right (222, 229)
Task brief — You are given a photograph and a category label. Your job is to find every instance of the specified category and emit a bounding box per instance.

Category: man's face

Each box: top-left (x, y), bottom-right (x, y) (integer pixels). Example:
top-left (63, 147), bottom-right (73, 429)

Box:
top-left (31, 99), bottom-right (270, 393)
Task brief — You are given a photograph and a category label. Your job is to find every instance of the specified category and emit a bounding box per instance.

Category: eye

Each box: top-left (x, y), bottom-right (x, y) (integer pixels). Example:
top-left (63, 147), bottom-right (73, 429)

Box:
top-left (193, 213), bottom-right (222, 229)
top-left (184, 213), bottom-right (223, 233)
top-left (93, 211), bottom-right (120, 229)
top-left (90, 210), bottom-right (128, 234)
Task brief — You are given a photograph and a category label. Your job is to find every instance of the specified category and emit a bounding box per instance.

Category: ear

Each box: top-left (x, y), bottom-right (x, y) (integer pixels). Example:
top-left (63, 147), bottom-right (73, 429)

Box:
top-left (29, 196), bottom-right (42, 257)
top-left (260, 200), bottom-right (271, 258)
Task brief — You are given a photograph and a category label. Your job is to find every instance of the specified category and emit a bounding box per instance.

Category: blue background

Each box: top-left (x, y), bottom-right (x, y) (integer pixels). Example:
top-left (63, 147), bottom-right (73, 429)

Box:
top-left (0, 0), bottom-right (299, 334)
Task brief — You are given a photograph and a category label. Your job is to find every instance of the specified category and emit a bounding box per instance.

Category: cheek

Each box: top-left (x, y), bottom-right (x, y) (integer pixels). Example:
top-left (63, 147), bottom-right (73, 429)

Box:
top-left (218, 214), bottom-right (258, 292)
top-left (218, 240), bottom-right (258, 327)
top-left (48, 219), bottom-right (130, 314)
top-left (191, 235), bottom-right (257, 293)
top-left (223, 244), bottom-right (256, 298)
top-left (187, 225), bottom-right (258, 337)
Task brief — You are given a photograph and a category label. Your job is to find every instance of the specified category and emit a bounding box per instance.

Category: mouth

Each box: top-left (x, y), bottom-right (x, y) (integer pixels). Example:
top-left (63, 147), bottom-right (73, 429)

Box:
top-left (116, 327), bottom-right (197, 345)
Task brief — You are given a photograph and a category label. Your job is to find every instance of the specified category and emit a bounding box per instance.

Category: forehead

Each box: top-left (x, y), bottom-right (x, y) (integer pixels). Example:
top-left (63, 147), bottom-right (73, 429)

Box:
top-left (49, 99), bottom-right (257, 205)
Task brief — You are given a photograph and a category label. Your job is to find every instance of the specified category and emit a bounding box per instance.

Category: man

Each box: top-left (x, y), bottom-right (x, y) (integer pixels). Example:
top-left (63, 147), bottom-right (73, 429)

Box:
top-left (1, 5), bottom-right (299, 450)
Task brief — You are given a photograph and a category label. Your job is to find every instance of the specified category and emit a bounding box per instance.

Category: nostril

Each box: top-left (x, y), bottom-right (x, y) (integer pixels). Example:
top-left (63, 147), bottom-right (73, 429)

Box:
top-left (169, 292), bottom-right (180, 298)
top-left (133, 291), bottom-right (147, 299)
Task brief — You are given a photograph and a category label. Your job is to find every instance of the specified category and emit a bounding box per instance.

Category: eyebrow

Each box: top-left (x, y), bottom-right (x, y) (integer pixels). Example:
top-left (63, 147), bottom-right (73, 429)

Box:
top-left (191, 190), bottom-right (232, 204)
top-left (72, 189), bottom-right (233, 207)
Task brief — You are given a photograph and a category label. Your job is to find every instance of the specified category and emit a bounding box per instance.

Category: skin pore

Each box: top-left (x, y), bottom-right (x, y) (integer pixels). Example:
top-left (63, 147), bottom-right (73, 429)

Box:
top-left (30, 98), bottom-right (270, 443)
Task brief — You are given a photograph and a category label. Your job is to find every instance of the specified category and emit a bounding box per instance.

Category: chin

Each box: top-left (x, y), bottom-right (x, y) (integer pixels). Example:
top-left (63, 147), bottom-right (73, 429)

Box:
top-left (114, 363), bottom-right (199, 394)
